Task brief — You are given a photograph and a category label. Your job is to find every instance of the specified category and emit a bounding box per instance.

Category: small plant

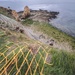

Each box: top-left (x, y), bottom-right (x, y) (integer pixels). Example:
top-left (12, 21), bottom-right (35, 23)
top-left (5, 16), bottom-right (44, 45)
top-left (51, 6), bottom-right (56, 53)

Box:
top-left (22, 19), bottom-right (33, 25)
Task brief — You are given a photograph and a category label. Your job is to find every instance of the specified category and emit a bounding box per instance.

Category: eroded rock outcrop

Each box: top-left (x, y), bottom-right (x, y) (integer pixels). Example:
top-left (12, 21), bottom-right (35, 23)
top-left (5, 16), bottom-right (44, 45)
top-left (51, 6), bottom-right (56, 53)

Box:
top-left (22, 6), bottom-right (30, 19)
top-left (18, 9), bottom-right (59, 22)
top-left (0, 6), bottom-right (12, 16)
top-left (11, 10), bottom-right (19, 21)
top-left (28, 9), bottom-right (59, 22)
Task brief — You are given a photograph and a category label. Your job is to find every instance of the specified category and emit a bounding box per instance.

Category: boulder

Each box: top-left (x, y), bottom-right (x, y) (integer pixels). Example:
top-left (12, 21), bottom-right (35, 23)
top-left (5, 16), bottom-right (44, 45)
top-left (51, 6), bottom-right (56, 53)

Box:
top-left (11, 10), bottom-right (19, 21)
top-left (28, 44), bottom-right (39, 54)
top-left (49, 39), bottom-right (54, 46)
top-left (20, 29), bottom-right (24, 33)
top-left (22, 6), bottom-right (30, 19)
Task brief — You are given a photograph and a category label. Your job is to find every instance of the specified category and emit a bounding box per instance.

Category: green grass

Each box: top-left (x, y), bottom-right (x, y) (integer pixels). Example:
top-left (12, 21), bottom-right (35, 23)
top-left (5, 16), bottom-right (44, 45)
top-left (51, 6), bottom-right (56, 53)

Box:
top-left (0, 31), bottom-right (7, 47)
top-left (22, 19), bottom-right (33, 25)
top-left (46, 49), bottom-right (75, 75)
top-left (31, 21), bottom-right (75, 50)
top-left (8, 48), bottom-right (45, 75)
top-left (0, 29), bottom-right (75, 75)
top-left (0, 17), bottom-right (75, 75)
top-left (22, 19), bottom-right (75, 50)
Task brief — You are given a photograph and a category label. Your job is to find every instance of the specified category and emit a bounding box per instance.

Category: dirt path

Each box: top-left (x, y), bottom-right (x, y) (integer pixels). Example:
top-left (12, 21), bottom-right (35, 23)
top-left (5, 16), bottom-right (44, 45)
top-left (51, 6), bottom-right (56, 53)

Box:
top-left (0, 14), bottom-right (72, 51)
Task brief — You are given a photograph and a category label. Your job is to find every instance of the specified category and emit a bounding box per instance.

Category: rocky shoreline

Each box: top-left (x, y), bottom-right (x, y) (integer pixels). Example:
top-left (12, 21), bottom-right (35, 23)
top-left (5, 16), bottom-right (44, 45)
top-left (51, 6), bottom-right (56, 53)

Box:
top-left (18, 9), bottom-right (59, 23)
top-left (0, 6), bottom-right (59, 22)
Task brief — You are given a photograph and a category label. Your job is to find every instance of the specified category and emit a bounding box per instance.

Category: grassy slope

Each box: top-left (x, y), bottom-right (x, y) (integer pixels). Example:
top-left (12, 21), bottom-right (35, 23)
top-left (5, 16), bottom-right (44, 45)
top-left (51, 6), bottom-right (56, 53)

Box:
top-left (0, 29), bottom-right (75, 75)
top-left (22, 19), bottom-right (75, 50)
top-left (34, 22), bottom-right (75, 49)
top-left (44, 49), bottom-right (75, 75)
top-left (0, 14), bottom-right (75, 75)
top-left (22, 19), bottom-right (75, 75)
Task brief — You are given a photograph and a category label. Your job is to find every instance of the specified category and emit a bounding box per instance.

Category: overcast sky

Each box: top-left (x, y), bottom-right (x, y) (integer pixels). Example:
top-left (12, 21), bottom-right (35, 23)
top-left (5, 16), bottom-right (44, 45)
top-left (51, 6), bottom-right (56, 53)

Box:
top-left (0, 0), bottom-right (75, 3)
top-left (0, 0), bottom-right (75, 11)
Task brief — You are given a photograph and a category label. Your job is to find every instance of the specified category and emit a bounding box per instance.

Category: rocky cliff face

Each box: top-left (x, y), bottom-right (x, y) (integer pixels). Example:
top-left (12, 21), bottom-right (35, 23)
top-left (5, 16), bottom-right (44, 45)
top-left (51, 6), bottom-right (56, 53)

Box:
top-left (0, 6), bottom-right (59, 23)
top-left (0, 6), bottom-right (30, 20)
top-left (11, 10), bottom-right (19, 21)
top-left (29, 10), bottom-right (59, 22)
top-left (0, 7), bottom-right (20, 21)
top-left (18, 9), bottom-right (59, 23)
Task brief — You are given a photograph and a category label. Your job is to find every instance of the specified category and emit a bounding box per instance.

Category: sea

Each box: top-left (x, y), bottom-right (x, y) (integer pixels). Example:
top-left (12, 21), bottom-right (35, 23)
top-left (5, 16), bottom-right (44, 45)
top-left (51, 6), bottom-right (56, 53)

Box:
top-left (29, 3), bottom-right (75, 37)
top-left (0, 1), bottom-right (75, 37)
